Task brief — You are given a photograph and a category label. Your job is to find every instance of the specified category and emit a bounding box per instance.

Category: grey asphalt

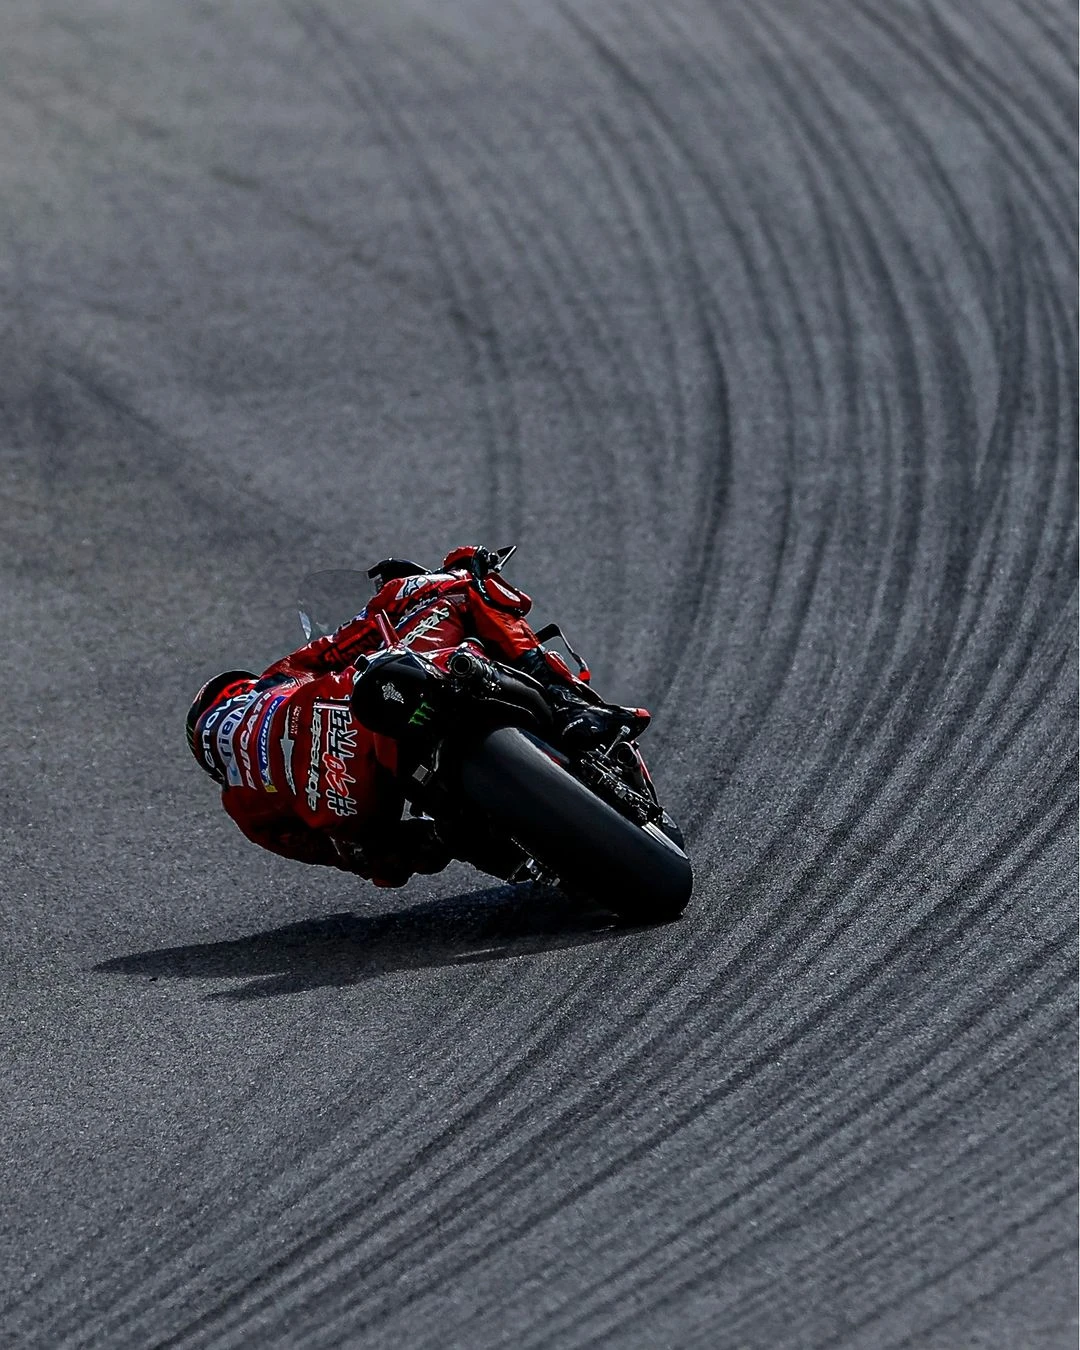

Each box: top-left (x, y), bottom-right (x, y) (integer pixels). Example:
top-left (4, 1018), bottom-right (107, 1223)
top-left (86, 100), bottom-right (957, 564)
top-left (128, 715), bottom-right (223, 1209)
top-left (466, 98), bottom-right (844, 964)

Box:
top-left (1, 2), bottom-right (1076, 1347)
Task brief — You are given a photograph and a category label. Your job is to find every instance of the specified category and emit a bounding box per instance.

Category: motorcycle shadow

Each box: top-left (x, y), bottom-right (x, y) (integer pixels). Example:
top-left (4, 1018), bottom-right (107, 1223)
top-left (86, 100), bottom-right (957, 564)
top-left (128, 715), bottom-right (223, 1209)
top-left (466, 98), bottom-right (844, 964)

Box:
top-left (94, 883), bottom-right (623, 1001)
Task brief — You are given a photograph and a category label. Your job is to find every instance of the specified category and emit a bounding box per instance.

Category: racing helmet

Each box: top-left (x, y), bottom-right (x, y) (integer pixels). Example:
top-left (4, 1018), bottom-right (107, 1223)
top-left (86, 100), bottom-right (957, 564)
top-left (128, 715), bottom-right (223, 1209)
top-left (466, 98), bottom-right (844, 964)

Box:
top-left (185, 670), bottom-right (257, 781)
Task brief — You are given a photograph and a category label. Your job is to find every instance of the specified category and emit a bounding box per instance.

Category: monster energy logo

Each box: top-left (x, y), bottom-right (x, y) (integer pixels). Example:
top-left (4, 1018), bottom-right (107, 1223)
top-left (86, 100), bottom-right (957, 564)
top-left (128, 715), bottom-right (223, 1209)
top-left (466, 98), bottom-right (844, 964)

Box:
top-left (408, 700), bottom-right (435, 727)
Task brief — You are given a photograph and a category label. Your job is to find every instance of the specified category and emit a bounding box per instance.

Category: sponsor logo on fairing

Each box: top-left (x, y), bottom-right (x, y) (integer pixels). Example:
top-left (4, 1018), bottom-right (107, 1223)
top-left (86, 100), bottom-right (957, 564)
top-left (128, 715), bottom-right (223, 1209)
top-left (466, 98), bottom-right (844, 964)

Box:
top-left (256, 696), bottom-right (287, 792)
top-left (306, 706), bottom-right (323, 811)
top-left (396, 589), bottom-right (464, 631)
top-left (322, 703), bottom-right (358, 816)
top-left (237, 732), bottom-right (255, 787)
top-left (201, 705), bottom-right (226, 732)
top-left (305, 700), bottom-right (359, 816)
top-left (398, 575), bottom-right (431, 600)
top-left (323, 752), bottom-right (355, 810)
top-left (237, 691), bottom-right (273, 789)
top-left (270, 702), bottom-right (301, 793)
top-left (399, 603), bottom-right (452, 649)
top-left (215, 702), bottom-right (247, 787)
top-left (486, 578), bottom-right (522, 606)
top-left (200, 731), bottom-right (216, 773)
top-left (199, 705), bottom-right (226, 772)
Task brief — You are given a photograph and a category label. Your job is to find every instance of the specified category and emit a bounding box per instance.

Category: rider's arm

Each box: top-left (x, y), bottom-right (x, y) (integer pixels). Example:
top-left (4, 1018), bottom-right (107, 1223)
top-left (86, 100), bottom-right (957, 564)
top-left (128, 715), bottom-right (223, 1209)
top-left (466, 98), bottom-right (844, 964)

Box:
top-left (461, 575), bottom-right (583, 688)
top-left (461, 574), bottom-right (544, 663)
top-left (221, 792), bottom-right (373, 874)
top-left (259, 608), bottom-right (381, 681)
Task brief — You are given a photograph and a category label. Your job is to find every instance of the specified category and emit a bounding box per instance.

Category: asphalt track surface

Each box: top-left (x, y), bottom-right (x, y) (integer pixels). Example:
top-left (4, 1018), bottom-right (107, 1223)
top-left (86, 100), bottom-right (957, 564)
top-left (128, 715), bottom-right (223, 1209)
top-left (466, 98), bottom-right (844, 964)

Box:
top-left (1, 2), bottom-right (1077, 1347)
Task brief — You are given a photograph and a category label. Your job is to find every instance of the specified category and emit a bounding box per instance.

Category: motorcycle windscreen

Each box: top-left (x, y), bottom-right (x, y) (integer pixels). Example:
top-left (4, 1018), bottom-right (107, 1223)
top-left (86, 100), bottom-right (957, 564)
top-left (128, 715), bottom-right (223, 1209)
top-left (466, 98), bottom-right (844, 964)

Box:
top-left (296, 569), bottom-right (371, 641)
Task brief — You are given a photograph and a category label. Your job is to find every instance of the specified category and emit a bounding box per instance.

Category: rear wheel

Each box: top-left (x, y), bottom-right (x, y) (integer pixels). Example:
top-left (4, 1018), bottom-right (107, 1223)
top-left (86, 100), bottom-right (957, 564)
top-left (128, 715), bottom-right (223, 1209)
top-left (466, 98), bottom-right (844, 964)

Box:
top-left (457, 727), bottom-right (693, 924)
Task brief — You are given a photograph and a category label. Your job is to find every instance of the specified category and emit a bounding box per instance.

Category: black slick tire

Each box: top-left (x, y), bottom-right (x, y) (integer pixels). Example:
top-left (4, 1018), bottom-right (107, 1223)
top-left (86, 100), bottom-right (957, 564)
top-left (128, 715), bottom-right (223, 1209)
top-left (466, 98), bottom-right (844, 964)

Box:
top-left (457, 727), bottom-right (693, 924)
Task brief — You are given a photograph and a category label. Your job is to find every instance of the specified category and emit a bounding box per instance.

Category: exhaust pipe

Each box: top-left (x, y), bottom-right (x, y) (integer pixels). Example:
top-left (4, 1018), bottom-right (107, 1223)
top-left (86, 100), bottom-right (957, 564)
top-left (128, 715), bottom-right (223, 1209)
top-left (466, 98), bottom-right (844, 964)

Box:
top-left (449, 647), bottom-right (488, 682)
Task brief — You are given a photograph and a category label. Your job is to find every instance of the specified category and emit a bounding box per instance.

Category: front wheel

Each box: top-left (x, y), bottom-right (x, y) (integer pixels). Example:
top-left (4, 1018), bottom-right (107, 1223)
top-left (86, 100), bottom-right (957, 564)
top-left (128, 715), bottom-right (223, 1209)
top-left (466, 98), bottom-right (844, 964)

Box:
top-left (457, 727), bottom-right (693, 924)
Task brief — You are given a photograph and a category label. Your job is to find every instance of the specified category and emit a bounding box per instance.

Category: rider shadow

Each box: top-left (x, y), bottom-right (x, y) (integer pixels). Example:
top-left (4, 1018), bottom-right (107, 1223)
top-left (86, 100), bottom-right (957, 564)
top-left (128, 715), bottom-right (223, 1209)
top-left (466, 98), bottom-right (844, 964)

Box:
top-left (94, 884), bottom-right (623, 1001)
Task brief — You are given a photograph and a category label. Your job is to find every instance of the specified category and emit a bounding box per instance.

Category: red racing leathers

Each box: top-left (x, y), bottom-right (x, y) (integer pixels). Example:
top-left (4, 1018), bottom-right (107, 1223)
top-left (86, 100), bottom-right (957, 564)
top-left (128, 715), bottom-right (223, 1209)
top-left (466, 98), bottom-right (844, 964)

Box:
top-left (204, 551), bottom-right (581, 886)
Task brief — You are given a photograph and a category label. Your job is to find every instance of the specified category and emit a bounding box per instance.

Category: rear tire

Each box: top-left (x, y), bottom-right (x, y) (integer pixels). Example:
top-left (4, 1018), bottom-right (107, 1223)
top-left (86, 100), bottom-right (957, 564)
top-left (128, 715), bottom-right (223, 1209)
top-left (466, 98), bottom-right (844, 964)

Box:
top-left (457, 727), bottom-right (693, 924)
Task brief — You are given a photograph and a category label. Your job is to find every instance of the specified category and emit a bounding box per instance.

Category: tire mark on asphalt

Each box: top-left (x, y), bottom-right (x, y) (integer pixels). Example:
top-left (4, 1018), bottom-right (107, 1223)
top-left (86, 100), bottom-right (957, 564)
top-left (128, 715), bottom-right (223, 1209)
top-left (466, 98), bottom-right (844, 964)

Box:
top-left (81, 943), bottom-right (595, 1345)
top-left (720, 1120), bottom-right (1074, 1348)
top-left (506, 763), bottom-right (1077, 1340)
top-left (527, 964), bottom-right (1075, 1349)
top-left (683, 2), bottom-right (1069, 961)
top-left (821, 1190), bottom-right (1077, 1350)
top-left (922, 0), bottom-right (1073, 163)
top-left (861, 0), bottom-right (1074, 261)
top-left (329, 934), bottom-right (1074, 1342)
top-left (282, 732), bottom-right (1071, 1322)
top-left (882, 1242), bottom-right (1076, 1350)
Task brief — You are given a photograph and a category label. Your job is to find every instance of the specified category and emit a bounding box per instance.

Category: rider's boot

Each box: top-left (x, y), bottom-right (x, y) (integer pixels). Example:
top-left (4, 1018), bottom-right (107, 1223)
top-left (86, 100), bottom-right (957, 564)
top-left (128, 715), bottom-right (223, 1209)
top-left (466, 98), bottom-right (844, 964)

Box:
top-left (516, 649), bottom-right (634, 752)
top-left (546, 685), bottom-right (628, 751)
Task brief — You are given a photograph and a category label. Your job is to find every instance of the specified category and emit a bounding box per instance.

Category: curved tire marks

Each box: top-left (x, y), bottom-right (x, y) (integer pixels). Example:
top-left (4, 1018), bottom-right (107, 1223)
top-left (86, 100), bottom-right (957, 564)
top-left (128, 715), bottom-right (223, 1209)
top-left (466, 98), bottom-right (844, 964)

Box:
top-left (0, 1), bottom-right (1074, 1348)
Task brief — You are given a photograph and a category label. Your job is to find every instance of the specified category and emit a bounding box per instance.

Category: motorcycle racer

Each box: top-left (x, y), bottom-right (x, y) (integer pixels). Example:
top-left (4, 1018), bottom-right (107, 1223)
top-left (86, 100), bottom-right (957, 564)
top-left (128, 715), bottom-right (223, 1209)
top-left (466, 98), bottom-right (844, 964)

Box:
top-left (186, 546), bottom-right (629, 888)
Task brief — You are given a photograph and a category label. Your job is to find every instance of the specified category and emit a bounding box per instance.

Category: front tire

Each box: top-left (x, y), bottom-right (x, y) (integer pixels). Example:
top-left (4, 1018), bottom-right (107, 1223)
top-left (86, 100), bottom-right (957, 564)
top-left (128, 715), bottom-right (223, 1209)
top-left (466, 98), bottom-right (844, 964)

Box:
top-left (457, 727), bottom-right (693, 924)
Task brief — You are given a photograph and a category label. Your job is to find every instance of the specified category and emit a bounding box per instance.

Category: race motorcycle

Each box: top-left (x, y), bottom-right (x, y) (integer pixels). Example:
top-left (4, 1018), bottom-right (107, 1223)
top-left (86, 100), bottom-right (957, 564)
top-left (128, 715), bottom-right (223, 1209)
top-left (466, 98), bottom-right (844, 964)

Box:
top-left (299, 550), bottom-right (693, 925)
